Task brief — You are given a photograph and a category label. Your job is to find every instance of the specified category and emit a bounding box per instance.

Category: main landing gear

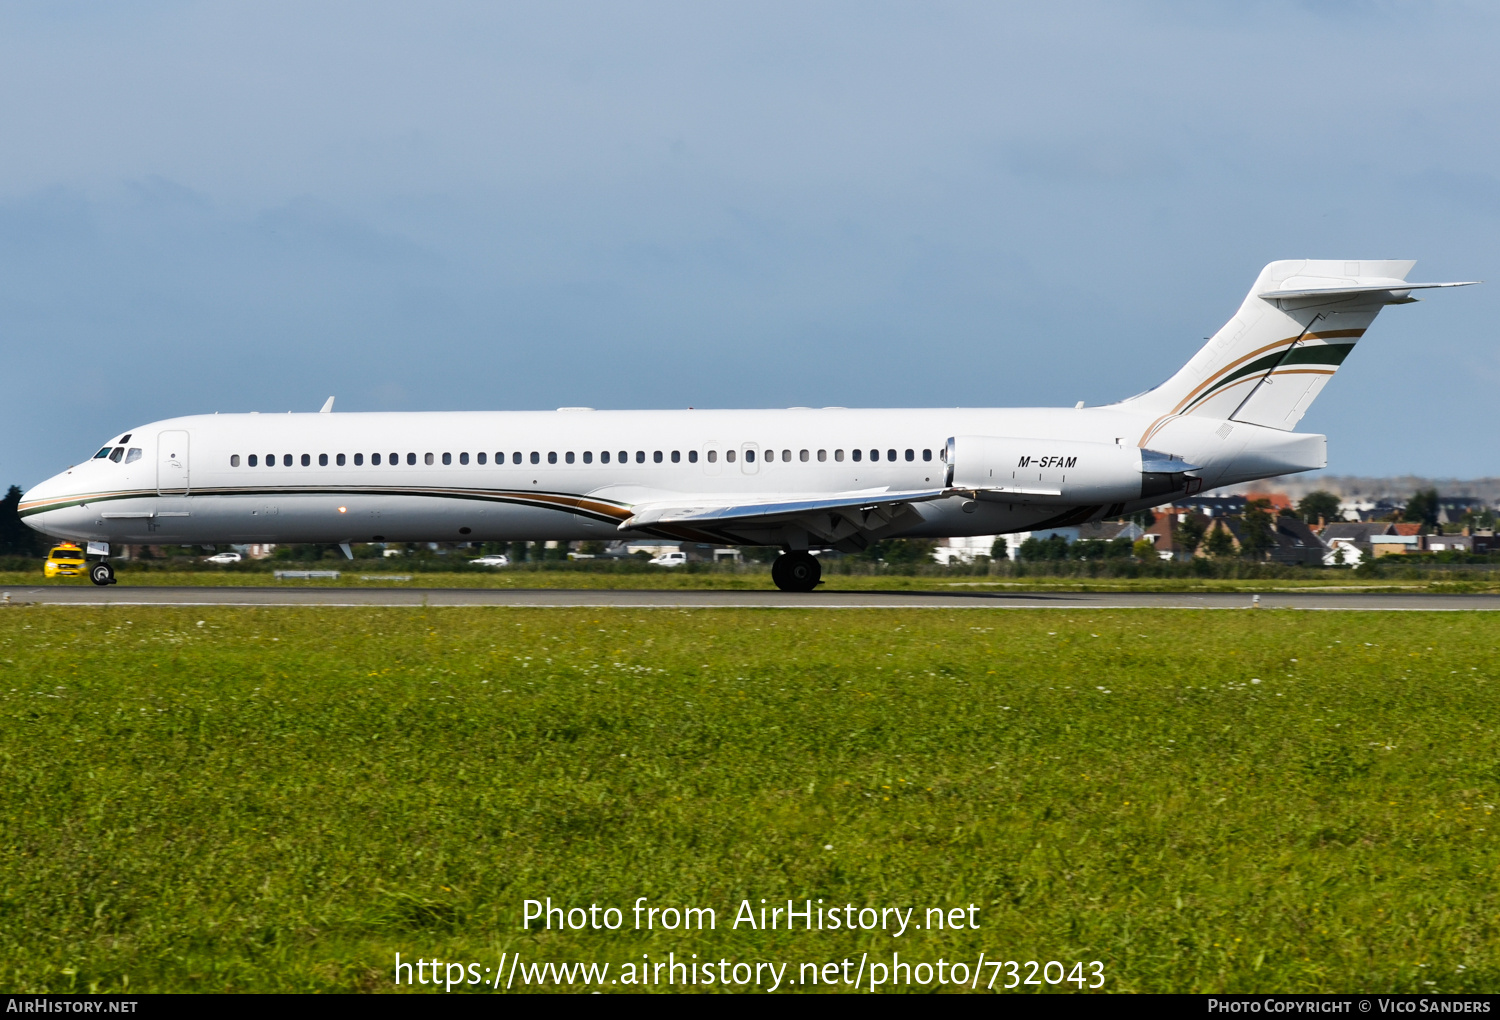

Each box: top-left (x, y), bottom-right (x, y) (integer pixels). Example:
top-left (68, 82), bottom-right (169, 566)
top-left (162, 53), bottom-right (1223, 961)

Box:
top-left (89, 562), bottom-right (116, 586)
top-left (770, 551), bottom-right (821, 593)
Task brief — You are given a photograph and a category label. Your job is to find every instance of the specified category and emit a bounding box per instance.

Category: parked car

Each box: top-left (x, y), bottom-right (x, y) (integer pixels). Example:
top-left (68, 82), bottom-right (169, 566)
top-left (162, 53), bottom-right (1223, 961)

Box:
top-left (649, 551), bottom-right (688, 567)
top-left (468, 554), bottom-right (510, 567)
top-left (204, 551), bottom-right (243, 564)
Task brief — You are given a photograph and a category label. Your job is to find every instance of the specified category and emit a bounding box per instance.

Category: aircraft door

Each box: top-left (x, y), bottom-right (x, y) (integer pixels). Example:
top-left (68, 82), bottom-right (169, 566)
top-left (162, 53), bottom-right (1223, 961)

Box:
top-left (158, 431), bottom-right (190, 494)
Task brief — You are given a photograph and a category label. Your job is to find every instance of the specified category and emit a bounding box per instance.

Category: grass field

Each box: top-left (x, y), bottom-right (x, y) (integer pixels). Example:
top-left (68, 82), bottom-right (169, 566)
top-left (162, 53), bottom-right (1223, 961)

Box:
top-left (2, 606), bottom-right (1498, 993)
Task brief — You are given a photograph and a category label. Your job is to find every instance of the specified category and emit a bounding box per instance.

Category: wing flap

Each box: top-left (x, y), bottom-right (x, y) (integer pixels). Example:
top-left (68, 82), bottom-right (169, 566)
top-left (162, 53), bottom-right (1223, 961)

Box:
top-left (620, 488), bottom-right (948, 530)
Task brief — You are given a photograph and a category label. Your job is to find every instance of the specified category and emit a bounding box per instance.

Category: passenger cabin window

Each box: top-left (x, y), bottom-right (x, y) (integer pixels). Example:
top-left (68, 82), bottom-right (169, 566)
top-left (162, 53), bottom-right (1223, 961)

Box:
top-left (653, 451), bottom-right (662, 463)
top-left (231, 454), bottom-right (241, 467)
top-left (548, 452), bottom-right (557, 464)
top-left (726, 450), bottom-right (737, 463)
top-left (601, 451), bottom-right (610, 464)
top-left (372, 453), bottom-right (381, 465)
top-left (319, 454), bottom-right (328, 466)
top-left (284, 454), bottom-right (294, 467)
top-left (531, 452), bottom-right (540, 465)
top-left (707, 450), bottom-right (717, 463)
top-left (852, 449), bottom-right (862, 462)
top-left (425, 453), bottom-right (435, 465)
top-left (301, 454), bottom-right (311, 466)
top-left (459, 452), bottom-right (468, 465)
top-left (583, 451), bottom-right (593, 464)
top-left (688, 450), bottom-right (698, 463)
top-left (783, 450), bottom-right (792, 462)
top-left (745, 449), bottom-right (755, 463)
top-left (477, 453), bottom-right (486, 464)
top-left (619, 451), bottom-right (627, 463)
top-left (635, 451), bottom-right (644, 463)
top-left (818, 450), bottom-right (826, 461)
top-left (671, 451), bottom-right (680, 463)
top-left (512, 452), bottom-right (521, 464)
top-left (923, 449), bottom-right (932, 461)
top-left (355, 453), bottom-right (364, 466)
top-left (442, 453), bottom-right (452, 465)
top-left (835, 450), bottom-right (844, 462)
top-left (390, 452), bottom-right (399, 465)
top-left (248, 454), bottom-right (258, 467)
top-left (566, 452), bottom-right (575, 464)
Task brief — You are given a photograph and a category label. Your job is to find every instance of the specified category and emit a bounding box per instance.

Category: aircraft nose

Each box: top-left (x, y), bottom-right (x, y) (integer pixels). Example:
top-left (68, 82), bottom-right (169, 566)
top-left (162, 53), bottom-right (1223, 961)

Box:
top-left (19, 469), bottom-right (78, 517)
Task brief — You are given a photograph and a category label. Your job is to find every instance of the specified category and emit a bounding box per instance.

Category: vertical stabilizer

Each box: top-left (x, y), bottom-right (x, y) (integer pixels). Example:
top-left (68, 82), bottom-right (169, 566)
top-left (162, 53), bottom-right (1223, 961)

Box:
top-left (1119, 260), bottom-right (1474, 447)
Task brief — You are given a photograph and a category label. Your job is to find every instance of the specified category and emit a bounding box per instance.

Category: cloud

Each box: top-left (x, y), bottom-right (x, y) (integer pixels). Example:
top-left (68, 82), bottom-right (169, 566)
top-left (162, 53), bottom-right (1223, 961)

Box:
top-left (1, 2), bottom-right (1498, 484)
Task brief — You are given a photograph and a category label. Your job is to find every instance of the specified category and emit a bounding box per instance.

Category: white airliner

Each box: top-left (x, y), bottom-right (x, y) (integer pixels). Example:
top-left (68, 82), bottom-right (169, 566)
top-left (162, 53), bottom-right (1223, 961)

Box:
top-left (21, 260), bottom-right (1474, 590)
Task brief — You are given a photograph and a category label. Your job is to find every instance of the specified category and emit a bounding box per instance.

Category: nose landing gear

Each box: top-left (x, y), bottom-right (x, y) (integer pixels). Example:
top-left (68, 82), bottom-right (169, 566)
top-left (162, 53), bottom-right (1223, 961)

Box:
top-left (770, 551), bottom-right (822, 593)
top-left (89, 562), bottom-right (116, 586)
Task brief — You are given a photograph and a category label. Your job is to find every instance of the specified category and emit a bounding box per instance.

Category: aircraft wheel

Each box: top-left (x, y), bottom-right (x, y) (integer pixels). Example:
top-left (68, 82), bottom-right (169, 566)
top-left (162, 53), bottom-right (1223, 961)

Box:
top-left (771, 551), bottom-right (821, 593)
top-left (89, 562), bottom-right (116, 586)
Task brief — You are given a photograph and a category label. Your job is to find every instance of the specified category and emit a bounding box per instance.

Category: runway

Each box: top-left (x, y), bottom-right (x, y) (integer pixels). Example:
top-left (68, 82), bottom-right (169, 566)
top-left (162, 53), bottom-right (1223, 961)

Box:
top-left (6, 585), bottom-right (1500, 611)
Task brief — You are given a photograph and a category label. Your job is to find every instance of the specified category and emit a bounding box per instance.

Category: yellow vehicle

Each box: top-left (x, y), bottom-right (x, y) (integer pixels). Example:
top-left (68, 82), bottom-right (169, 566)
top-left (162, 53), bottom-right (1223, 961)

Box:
top-left (44, 543), bottom-right (117, 584)
top-left (44, 542), bottom-right (87, 578)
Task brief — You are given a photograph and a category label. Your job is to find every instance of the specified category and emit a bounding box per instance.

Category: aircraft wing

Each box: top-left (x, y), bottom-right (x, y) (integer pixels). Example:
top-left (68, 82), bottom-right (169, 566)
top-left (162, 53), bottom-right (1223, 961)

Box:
top-left (619, 487), bottom-right (949, 549)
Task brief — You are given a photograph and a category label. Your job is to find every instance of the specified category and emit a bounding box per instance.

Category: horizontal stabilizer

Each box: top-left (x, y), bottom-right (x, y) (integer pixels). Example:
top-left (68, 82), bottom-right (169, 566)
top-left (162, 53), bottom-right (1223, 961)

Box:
top-left (1258, 280), bottom-right (1478, 303)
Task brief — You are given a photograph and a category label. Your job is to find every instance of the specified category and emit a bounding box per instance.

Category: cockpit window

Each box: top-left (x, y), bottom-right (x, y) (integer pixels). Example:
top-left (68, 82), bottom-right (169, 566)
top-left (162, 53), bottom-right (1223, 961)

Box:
top-left (124, 448), bottom-right (142, 464)
top-left (108, 448), bottom-right (125, 463)
top-left (94, 447), bottom-right (112, 459)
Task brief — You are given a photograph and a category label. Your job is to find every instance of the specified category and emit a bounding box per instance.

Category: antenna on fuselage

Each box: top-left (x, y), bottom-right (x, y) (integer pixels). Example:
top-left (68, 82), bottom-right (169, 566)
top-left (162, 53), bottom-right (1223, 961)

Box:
top-left (319, 396), bottom-right (335, 413)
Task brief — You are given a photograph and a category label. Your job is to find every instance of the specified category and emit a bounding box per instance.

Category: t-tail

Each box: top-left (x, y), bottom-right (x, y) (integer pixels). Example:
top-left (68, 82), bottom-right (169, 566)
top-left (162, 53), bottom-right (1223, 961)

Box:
top-left (1119, 260), bottom-right (1476, 448)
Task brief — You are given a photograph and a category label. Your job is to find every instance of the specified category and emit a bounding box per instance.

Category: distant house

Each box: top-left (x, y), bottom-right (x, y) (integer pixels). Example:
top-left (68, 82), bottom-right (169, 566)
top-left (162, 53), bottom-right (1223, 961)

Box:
top-left (1437, 498), bottom-right (1488, 524)
top-left (1243, 491), bottom-right (1294, 512)
top-left (1144, 508), bottom-right (1206, 561)
top-left (1199, 516), bottom-right (1328, 566)
top-left (1335, 498), bottom-right (1407, 522)
top-left (1370, 535), bottom-right (1420, 557)
top-left (994, 520), bottom-right (1144, 561)
top-left (1069, 521), bottom-right (1145, 543)
top-left (1423, 530), bottom-right (1498, 554)
top-left (934, 534), bottom-right (1002, 565)
top-left (1323, 536), bottom-right (1364, 567)
top-left (1268, 517), bottom-right (1328, 566)
top-left (1318, 522), bottom-right (1397, 559)
top-left (1171, 494), bottom-right (1247, 518)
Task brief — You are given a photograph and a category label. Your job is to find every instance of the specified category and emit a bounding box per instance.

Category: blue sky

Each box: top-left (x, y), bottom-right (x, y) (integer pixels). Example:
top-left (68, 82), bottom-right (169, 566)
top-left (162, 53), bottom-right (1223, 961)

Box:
top-left (2, 1), bottom-right (1497, 487)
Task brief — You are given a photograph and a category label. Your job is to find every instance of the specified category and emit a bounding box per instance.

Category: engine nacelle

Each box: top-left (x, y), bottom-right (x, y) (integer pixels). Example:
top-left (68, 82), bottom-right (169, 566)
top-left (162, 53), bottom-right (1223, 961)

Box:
top-left (946, 435), bottom-right (1198, 505)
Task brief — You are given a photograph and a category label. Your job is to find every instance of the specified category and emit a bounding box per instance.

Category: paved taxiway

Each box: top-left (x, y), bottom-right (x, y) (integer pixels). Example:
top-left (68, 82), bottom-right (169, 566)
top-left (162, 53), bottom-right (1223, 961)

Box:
top-left (5, 586), bottom-right (1500, 610)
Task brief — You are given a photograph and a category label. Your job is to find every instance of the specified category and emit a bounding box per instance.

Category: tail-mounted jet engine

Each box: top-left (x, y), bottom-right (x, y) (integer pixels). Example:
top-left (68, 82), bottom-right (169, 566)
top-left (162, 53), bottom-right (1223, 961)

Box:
top-left (945, 435), bottom-right (1200, 505)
